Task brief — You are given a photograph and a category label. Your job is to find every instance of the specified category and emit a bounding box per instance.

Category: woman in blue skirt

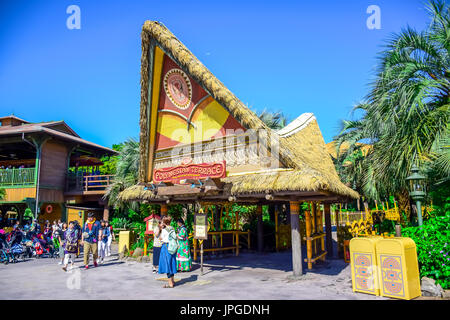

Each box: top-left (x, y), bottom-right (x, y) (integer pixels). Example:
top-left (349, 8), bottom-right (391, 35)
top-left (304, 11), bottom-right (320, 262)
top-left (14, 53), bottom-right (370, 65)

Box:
top-left (158, 216), bottom-right (177, 288)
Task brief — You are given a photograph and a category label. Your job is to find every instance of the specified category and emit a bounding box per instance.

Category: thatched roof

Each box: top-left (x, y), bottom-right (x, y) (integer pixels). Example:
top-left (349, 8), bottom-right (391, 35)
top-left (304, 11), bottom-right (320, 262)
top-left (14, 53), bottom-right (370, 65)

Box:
top-left (222, 114), bottom-right (359, 199)
top-left (123, 21), bottom-right (359, 202)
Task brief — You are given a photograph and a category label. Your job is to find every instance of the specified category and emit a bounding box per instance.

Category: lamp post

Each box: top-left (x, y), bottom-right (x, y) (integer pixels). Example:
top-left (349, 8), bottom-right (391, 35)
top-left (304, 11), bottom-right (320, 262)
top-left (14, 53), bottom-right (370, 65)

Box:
top-left (406, 165), bottom-right (426, 228)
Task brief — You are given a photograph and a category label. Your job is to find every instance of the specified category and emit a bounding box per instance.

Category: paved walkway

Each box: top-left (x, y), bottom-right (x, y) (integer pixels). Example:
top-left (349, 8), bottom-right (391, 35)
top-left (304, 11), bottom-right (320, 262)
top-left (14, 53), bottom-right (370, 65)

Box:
top-left (0, 243), bottom-right (386, 300)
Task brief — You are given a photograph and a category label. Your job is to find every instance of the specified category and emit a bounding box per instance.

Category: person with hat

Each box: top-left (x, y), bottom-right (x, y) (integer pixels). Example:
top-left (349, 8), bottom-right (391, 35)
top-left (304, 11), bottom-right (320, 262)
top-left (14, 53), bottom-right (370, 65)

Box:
top-left (81, 212), bottom-right (101, 269)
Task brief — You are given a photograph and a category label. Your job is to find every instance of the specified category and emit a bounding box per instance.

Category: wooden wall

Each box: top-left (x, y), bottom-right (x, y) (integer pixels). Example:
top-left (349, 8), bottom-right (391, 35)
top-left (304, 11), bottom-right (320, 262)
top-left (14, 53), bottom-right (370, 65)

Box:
top-left (40, 140), bottom-right (69, 188)
top-left (39, 139), bottom-right (68, 203)
top-left (3, 187), bottom-right (36, 202)
top-left (38, 203), bottom-right (62, 224)
top-left (67, 208), bottom-right (84, 226)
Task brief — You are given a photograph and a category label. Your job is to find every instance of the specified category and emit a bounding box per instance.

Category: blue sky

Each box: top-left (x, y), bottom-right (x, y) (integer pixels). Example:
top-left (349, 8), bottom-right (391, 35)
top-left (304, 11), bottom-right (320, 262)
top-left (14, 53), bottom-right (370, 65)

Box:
top-left (0, 0), bottom-right (432, 147)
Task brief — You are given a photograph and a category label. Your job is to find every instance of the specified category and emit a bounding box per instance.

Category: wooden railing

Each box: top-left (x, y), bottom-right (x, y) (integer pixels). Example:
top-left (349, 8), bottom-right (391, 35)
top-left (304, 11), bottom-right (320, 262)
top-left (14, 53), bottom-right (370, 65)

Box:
top-left (66, 173), bottom-right (114, 192)
top-left (0, 168), bottom-right (35, 187)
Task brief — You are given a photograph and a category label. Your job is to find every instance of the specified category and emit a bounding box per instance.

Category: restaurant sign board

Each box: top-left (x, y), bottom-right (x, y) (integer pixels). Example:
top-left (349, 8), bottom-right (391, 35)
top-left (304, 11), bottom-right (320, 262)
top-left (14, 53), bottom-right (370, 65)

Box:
top-left (153, 161), bottom-right (226, 184)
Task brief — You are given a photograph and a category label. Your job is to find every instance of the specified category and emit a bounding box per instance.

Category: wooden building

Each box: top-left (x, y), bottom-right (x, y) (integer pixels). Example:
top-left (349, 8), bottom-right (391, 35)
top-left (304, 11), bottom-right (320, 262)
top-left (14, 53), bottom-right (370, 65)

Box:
top-left (0, 115), bottom-right (117, 228)
top-left (119, 21), bottom-right (359, 276)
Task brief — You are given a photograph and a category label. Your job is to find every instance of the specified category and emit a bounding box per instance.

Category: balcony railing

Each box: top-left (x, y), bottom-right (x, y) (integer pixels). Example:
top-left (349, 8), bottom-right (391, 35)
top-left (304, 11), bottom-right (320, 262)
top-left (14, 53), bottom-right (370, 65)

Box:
top-left (0, 168), bottom-right (36, 187)
top-left (66, 172), bottom-right (114, 192)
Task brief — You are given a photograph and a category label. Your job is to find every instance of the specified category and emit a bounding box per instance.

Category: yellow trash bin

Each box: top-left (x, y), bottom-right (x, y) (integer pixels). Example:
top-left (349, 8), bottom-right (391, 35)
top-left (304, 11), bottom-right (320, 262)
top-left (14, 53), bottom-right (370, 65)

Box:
top-left (376, 237), bottom-right (421, 300)
top-left (118, 231), bottom-right (133, 253)
top-left (350, 236), bottom-right (383, 296)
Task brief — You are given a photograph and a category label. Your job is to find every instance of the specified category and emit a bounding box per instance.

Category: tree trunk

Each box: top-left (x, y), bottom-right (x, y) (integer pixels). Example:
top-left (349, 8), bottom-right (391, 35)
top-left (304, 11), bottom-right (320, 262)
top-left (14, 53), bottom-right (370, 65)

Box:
top-left (395, 189), bottom-right (410, 224)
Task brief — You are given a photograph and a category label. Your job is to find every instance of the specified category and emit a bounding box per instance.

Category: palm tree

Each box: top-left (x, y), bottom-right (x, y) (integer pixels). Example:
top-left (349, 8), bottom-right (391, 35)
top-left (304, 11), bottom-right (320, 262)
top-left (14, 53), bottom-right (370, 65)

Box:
top-left (103, 138), bottom-right (140, 210)
top-left (257, 109), bottom-right (289, 130)
top-left (335, 0), bottom-right (449, 210)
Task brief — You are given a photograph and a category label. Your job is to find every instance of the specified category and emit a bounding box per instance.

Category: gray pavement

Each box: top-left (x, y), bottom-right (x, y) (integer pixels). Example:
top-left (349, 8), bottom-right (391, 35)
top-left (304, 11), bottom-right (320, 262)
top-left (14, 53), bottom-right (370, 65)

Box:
top-left (0, 242), bottom-right (386, 300)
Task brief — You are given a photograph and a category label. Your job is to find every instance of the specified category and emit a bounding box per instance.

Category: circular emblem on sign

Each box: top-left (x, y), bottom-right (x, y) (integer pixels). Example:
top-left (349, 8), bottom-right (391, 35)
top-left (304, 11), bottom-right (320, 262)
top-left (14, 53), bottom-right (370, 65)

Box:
top-left (164, 68), bottom-right (192, 109)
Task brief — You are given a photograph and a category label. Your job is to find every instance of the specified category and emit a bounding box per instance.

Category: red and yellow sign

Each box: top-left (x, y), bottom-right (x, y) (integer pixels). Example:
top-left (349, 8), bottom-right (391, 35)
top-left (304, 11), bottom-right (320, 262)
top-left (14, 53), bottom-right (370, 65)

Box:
top-left (153, 161), bottom-right (226, 183)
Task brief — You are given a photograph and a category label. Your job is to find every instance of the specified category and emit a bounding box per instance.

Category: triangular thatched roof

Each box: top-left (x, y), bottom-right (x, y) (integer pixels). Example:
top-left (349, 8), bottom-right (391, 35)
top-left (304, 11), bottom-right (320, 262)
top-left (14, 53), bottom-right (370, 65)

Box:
top-left (120, 21), bottom-right (358, 202)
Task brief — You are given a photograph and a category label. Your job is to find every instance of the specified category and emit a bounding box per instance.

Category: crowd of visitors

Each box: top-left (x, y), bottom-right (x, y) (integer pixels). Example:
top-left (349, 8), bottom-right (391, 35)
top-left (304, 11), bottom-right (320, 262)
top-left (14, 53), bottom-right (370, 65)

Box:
top-left (2, 210), bottom-right (193, 288)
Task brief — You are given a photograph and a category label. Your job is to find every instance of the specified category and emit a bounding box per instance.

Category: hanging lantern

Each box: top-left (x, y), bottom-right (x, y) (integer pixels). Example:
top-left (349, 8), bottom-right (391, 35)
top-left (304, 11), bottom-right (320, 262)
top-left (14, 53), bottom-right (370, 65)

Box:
top-left (144, 213), bottom-right (161, 235)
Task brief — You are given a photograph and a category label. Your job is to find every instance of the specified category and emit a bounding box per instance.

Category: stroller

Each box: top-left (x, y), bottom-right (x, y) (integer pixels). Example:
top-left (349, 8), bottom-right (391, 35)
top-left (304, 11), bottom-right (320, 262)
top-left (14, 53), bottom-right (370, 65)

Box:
top-left (0, 233), bottom-right (11, 264)
top-left (32, 233), bottom-right (56, 258)
top-left (5, 229), bottom-right (26, 263)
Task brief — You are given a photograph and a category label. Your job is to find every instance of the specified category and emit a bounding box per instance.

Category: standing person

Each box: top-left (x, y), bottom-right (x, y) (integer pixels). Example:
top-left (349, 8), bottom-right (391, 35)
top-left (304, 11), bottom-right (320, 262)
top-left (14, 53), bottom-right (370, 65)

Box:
top-left (158, 216), bottom-right (177, 288)
top-left (105, 221), bottom-right (114, 257)
top-left (62, 221), bottom-right (78, 272)
top-left (152, 217), bottom-right (162, 274)
top-left (81, 212), bottom-right (101, 269)
top-left (57, 219), bottom-right (63, 229)
top-left (97, 220), bottom-right (109, 264)
top-left (176, 218), bottom-right (192, 272)
top-left (73, 220), bottom-right (82, 258)
top-left (57, 223), bottom-right (67, 265)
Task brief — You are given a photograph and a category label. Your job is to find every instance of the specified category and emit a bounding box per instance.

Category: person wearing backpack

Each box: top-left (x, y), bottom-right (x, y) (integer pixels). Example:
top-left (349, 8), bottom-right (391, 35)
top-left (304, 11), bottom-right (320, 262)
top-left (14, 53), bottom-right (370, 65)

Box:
top-left (158, 216), bottom-right (178, 288)
top-left (62, 221), bottom-right (78, 272)
top-left (81, 212), bottom-right (101, 269)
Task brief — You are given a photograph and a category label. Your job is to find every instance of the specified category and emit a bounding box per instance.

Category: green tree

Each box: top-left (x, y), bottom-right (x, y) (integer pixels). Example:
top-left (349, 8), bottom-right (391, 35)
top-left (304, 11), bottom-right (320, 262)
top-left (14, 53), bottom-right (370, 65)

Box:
top-left (0, 188), bottom-right (5, 200)
top-left (335, 0), bottom-right (450, 210)
top-left (103, 138), bottom-right (140, 211)
top-left (257, 109), bottom-right (289, 130)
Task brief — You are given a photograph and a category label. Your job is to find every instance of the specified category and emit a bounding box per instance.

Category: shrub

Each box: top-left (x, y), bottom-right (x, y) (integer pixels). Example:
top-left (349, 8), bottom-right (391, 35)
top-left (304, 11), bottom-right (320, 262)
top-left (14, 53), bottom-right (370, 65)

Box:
top-left (401, 212), bottom-right (450, 289)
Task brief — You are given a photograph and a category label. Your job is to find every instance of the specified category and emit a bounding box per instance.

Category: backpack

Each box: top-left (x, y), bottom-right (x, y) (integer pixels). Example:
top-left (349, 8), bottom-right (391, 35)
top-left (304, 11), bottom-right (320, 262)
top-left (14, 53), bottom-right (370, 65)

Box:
top-left (167, 229), bottom-right (179, 255)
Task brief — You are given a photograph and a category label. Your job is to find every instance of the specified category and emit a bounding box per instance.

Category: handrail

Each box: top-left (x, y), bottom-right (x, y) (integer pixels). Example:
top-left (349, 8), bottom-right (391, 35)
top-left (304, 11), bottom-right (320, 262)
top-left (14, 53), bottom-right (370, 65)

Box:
top-left (66, 173), bottom-right (114, 192)
top-left (0, 168), bottom-right (36, 187)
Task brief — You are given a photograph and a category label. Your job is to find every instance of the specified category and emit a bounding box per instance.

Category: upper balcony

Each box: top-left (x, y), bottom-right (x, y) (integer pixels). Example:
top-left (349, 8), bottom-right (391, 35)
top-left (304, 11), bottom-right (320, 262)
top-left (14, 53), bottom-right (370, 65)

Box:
top-left (65, 172), bottom-right (114, 195)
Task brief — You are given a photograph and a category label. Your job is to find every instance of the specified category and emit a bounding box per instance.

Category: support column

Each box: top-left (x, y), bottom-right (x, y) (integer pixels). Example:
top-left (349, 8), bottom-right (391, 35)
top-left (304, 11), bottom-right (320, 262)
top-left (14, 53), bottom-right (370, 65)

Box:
top-left (103, 205), bottom-right (110, 221)
top-left (160, 204), bottom-right (168, 216)
top-left (324, 203), bottom-right (333, 258)
top-left (256, 204), bottom-right (263, 253)
top-left (290, 201), bottom-right (303, 277)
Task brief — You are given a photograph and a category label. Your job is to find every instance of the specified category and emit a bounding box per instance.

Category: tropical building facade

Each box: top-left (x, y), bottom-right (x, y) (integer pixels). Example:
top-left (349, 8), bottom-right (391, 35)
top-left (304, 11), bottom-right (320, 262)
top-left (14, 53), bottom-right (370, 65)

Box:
top-left (119, 21), bottom-right (359, 275)
top-left (0, 115), bottom-right (116, 228)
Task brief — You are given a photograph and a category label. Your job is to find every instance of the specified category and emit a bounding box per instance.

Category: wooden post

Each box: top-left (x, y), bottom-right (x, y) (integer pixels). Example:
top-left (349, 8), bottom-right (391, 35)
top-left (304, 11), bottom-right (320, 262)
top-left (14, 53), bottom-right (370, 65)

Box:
top-left (102, 205), bottom-right (110, 221)
top-left (193, 238), bottom-right (197, 261)
top-left (143, 235), bottom-right (148, 256)
top-left (324, 203), bottom-right (333, 258)
top-left (160, 204), bottom-right (168, 216)
top-left (305, 209), bottom-right (313, 269)
top-left (395, 224), bottom-right (402, 237)
top-left (290, 201), bottom-right (303, 276)
top-left (236, 230), bottom-right (240, 256)
top-left (200, 240), bottom-right (204, 276)
top-left (256, 204), bottom-right (263, 253)
top-left (275, 205), bottom-right (279, 251)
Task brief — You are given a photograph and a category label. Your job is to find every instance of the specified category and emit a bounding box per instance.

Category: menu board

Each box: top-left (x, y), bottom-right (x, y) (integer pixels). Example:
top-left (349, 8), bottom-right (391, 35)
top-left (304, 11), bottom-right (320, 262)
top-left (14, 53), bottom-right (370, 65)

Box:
top-left (194, 213), bottom-right (208, 240)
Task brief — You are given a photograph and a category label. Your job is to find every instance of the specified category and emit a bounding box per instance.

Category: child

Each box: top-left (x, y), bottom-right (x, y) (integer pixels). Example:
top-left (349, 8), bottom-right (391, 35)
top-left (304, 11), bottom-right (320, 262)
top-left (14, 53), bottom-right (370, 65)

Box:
top-left (62, 221), bottom-right (78, 272)
top-left (105, 221), bottom-right (114, 257)
top-left (97, 220), bottom-right (110, 264)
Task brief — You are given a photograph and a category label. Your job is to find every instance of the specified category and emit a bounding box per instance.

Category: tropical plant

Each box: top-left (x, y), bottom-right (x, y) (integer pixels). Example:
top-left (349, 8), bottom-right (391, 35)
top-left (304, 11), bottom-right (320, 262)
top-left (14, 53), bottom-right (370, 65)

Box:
top-left (0, 188), bottom-right (5, 200)
top-left (110, 217), bottom-right (130, 229)
top-left (257, 109), bottom-right (289, 130)
top-left (334, 0), bottom-right (450, 208)
top-left (103, 138), bottom-right (140, 210)
top-left (401, 211), bottom-right (450, 289)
